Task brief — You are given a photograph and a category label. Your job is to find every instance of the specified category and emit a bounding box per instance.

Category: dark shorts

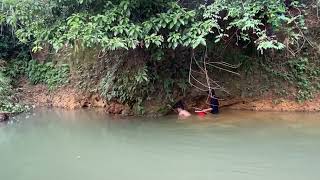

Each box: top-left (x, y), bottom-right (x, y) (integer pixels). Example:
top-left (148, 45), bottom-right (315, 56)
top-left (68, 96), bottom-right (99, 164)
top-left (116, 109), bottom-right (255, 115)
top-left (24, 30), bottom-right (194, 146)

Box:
top-left (210, 97), bottom-right (219, 114)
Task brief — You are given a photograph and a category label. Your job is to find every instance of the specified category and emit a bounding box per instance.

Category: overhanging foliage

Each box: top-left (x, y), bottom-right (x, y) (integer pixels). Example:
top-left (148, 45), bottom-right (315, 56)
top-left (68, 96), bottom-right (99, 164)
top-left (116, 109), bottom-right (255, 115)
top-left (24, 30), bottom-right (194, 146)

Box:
top-left (1, 0), bottom-right (306, 54)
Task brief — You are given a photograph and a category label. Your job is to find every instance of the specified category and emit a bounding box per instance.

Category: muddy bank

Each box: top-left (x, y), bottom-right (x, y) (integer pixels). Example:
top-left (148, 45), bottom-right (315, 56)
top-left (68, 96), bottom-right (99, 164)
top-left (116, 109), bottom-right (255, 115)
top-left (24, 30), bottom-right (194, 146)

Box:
top-left (224, 96), bottom-right (320, 112)
top-left (18, 81), bottom-right (320, 114)
top-left (18, 82), bottom-right (131, 115)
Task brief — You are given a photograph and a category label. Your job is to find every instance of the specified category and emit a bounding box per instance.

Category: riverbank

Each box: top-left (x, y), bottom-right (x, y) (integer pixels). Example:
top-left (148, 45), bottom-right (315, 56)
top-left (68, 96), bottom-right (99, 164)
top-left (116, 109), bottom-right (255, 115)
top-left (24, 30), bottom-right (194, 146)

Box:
top-left (17, 80), bottom-right (320, 114)
top-left (17, 79), bottom-right (132, 115)
top-left (221, 95), bottom-right (320, 112)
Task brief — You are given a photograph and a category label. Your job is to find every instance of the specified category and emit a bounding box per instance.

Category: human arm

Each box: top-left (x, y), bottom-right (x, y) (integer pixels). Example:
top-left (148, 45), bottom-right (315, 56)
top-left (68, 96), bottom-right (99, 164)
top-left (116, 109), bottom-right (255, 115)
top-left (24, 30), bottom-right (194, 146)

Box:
top-left (195, 108), bottom-right (212, 113)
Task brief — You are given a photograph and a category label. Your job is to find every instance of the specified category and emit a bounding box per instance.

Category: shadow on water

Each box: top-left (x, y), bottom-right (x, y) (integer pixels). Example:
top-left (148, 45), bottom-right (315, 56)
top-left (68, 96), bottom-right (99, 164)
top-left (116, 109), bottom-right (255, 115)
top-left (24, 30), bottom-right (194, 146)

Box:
top-left (0, 108), bottom-right (320, 180)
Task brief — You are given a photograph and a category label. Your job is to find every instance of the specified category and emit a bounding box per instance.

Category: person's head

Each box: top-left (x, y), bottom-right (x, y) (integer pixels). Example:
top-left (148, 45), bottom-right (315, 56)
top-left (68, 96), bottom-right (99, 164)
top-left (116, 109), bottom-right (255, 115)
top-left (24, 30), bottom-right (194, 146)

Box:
top-left (173, 100), bottom-right (185, 112)
top-left (207, 89), bottom-right (216, 97)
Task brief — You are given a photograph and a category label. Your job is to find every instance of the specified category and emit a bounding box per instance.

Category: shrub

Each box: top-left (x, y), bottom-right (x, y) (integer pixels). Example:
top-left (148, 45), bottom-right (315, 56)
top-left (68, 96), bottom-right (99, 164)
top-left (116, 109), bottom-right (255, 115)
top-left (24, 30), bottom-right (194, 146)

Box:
top-left (0, 71), bottom-right (25, 113)
top-left (100, 66), bottom-right (150, 114)
top-left (26, 60), bottom-right (70, 90)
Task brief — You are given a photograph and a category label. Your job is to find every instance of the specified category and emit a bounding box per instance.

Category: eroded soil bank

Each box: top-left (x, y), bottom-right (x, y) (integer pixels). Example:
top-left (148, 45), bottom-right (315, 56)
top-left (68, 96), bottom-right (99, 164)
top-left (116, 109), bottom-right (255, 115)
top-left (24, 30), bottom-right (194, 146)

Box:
top-left (18, 81), bottom-right (320, 115)
top-left (18, 81), bottom-right (131, 115)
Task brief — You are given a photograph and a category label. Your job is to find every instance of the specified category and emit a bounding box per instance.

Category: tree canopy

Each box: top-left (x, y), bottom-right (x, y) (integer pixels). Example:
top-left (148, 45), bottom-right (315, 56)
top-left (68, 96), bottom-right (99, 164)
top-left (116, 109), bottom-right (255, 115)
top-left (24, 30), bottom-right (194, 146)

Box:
top-left (1, 0), bottom-right (306, 54)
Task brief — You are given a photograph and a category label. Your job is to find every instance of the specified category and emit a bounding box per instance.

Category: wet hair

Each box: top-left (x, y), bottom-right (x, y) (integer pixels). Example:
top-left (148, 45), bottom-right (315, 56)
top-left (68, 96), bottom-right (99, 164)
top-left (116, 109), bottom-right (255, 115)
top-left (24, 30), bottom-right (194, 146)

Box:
top-left (211, 89), bottom-right (216, 96)
top-left (206, 89), bottom-right (216, 96)
top-left (173, 100), bottom-right (185, 110)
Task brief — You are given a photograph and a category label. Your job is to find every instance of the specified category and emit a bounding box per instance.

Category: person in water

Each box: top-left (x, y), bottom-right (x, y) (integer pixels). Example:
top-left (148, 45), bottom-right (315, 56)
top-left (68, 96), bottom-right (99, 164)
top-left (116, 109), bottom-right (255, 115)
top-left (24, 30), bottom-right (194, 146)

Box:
top-left (173, 100), bottom-right (191, 118)
top-left (196, 90), bottom-right (219, 114)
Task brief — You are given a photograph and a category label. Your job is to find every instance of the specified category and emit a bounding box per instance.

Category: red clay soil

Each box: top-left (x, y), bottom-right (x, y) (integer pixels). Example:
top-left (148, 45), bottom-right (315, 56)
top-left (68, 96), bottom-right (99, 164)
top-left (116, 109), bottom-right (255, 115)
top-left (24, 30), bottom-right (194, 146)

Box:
top-left (221, 95), bottom-right (320, 112)
top-left (18, 82), bottom-right (131, 115)
top-left (18, 81), bottom-right (320, 114)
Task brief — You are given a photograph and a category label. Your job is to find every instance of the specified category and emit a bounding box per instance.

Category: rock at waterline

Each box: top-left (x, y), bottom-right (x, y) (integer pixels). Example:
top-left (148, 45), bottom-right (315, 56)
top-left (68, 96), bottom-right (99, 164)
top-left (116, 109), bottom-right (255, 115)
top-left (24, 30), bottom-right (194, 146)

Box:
top-left (0, 113), bottom-right (9, 122)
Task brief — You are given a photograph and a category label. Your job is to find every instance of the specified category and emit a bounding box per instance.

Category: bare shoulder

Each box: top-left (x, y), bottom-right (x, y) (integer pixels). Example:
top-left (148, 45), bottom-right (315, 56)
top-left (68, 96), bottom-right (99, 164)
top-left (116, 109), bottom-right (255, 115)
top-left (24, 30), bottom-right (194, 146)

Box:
top-left (179, 110), bottom-right (191, 117)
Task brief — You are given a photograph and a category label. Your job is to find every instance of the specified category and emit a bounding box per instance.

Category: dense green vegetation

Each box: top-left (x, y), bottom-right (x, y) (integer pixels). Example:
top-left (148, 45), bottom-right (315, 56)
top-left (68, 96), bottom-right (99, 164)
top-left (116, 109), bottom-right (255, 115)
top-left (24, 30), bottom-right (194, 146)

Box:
top-left (262, 57), bottom-right (320, 102)
top-left (0, 0), bottom-right (319, 114)
top-left (1, 0), bottom-right (305, 52)
top-left (0, 70), bottom-right (26, 113)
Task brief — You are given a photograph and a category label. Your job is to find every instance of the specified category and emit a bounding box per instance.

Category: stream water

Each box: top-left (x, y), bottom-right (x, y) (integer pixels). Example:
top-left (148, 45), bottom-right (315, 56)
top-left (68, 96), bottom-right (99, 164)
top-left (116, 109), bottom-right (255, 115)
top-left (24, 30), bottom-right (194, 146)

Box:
top-left (0, 109), bottom-right (320, 180)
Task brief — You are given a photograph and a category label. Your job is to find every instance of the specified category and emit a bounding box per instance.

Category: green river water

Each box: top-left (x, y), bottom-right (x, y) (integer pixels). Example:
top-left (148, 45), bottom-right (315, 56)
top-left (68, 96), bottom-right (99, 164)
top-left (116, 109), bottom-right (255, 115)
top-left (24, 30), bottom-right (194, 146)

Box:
top-left (0, 109), bottom-right (319, 180)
